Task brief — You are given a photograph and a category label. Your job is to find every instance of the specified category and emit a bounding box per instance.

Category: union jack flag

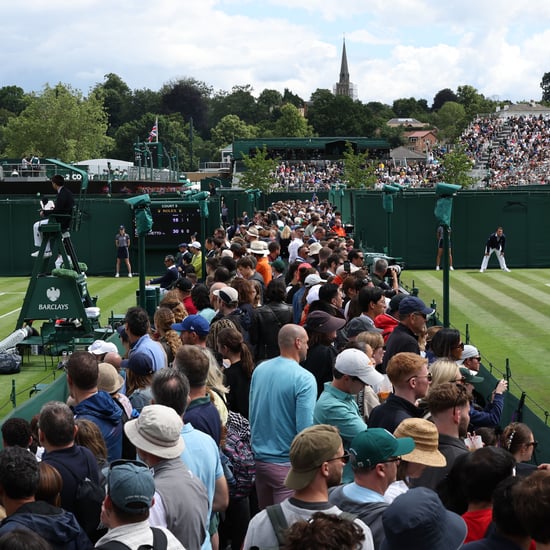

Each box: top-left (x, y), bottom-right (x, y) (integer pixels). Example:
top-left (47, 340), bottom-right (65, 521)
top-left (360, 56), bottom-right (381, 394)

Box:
top-left (147, 118), bottom-right (158, 142)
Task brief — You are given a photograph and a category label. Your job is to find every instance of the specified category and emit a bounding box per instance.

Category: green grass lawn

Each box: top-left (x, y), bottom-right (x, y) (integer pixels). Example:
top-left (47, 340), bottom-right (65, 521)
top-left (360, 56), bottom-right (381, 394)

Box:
top-left (1, 270), bottom-right (549, 421)
top-left (401, 268), bottom-right (550, 418)
top-left (0, 276), bottom-right (139, 420)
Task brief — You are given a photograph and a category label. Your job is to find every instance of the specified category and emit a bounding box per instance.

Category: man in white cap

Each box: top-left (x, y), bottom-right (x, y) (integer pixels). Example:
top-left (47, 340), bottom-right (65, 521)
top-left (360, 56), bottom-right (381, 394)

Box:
top-left (96, 460), bottom-right (184, 549)
top-left (88, 340), bottom-right (119, 363)
top-left (314, 348), bottom-right (384, 482)
top-left (458, 344), bottom-right (482, 373)
top-left (124, 404), bottom-right (209, 549)
top-left (243, 424), bottom-right (374, 550)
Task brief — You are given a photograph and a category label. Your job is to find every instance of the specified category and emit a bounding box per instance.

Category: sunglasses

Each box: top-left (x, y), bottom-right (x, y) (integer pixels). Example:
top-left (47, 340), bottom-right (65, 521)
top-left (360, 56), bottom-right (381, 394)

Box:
top-left (326, 452), bottom-right (351, 465)
top-left (406, 372), bottom-right (433, 383)
top-left (526, 441), bottom-right (539, 449)
top-left (413, 311), bottom-right (427, 319)
top-left (454, 342), bottom-right (465, 350)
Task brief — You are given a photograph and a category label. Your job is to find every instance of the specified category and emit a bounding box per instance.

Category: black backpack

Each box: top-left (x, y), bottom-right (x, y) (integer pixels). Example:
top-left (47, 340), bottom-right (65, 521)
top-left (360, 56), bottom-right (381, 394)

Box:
top-left (96, 527), bottom-right (168, 550)
top-left (47, 451), bottom-right (106, 542)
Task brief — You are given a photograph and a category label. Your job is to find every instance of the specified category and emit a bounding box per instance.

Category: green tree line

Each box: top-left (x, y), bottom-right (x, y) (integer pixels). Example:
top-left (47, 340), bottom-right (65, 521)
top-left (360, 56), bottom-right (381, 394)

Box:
top-left (0, 73), bottom-right (534, 167)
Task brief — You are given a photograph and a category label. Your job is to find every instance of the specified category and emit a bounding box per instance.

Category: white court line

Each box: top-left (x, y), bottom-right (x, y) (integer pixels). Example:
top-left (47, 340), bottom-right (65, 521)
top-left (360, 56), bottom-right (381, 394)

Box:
top-left (0, 308), bottom-right (22, 319)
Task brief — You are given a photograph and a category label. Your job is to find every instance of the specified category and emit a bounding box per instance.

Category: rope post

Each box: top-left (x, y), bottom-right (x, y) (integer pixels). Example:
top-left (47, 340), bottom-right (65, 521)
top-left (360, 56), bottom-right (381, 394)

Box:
top-left (10, 379), bottom-right (16, 408)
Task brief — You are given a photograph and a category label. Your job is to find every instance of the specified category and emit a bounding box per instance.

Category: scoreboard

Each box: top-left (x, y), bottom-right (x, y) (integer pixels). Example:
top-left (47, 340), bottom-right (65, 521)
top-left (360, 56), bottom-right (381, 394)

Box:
top-left (138, 202), bottom-right (202, 246)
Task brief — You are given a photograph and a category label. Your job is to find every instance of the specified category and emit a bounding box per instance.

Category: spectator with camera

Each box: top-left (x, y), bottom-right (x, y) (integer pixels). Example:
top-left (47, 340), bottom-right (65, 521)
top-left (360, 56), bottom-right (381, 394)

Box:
top-left (370, 259), bottom-right (399, 297)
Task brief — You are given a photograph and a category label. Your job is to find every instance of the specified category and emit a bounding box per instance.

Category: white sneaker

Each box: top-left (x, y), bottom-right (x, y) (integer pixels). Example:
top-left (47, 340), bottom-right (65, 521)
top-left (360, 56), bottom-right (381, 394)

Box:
top-left (503, 268), bottom-right (511, 272)
top-left (450, 266), bottom-right (454, 271)
top-left (479, 269), bottom-right (485, 273)
top-left (435, 266), bottom-right (440, 271)
top-left (31, 251), bottom-right (51, 258)
top-left (31, 251), bottom-right (39, 258)
top-left (115, 273), bottom-right (120, 278)
top-left (128, 273), bottom-right (133, 278)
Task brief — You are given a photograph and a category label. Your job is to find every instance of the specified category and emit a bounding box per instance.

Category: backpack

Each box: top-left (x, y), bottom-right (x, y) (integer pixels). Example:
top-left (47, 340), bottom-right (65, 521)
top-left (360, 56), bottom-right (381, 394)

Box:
top-left (96, 527), bottom-right (168, 550)
top-left (0, 351), bottom-right (21, 374)
top-left (222, 410), bottom-right (256, 499)
top-left (265, 504), bottom-right (357, 549)
top-left (47, 451), bottom-right (106, 542)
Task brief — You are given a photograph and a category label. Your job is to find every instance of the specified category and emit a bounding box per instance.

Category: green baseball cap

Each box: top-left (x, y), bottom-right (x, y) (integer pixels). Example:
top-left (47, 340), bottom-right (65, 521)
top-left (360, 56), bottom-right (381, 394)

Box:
top-left (350, 429), bottom-right (415, 469)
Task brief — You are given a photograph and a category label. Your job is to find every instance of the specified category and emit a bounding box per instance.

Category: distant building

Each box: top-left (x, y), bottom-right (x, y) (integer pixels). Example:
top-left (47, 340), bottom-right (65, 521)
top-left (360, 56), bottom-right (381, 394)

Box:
top-left (403, 130), bottom-right (438, 154)
top-left (386, 118), bottom-right (426, 129)
top-left (495, 102), bottom-right (550, 118)
top-left (333, 39), bottom-right (357, 100)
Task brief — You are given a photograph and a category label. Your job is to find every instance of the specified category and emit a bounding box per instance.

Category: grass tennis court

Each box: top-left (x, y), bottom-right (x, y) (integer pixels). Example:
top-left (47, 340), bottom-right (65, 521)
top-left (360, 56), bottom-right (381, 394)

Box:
top-left (0, 270), bottom-right (549, 421)
top-left (401, 268), bottom-right (550, 418)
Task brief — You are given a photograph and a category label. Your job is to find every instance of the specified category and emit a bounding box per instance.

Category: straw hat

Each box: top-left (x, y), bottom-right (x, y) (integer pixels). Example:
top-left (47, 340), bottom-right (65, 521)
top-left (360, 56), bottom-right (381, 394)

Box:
top-left (393, 418), bottom-right (446, 467)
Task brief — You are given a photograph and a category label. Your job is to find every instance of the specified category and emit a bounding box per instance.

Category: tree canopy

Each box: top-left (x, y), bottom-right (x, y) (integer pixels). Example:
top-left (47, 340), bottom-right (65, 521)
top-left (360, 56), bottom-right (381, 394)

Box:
top-left (238, 146), bottom-right (278, 193)
top-left (4, 83), bottom-right (113, 161)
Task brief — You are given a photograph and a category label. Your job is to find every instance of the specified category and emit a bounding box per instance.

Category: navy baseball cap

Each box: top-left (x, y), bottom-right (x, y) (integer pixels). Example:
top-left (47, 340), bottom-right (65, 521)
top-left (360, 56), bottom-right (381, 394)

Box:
top-left (398, 296), bottom-right (434, 316)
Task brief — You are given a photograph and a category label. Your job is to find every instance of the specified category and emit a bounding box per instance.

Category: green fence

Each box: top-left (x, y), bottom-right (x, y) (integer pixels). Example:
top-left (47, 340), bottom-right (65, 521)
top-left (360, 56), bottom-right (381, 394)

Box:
top-left (0, 374), bottom-right (68, 450)
top-left (351, 188), bottom-right (550, 269)
top-left (2, 188), bottom-right (550, 275)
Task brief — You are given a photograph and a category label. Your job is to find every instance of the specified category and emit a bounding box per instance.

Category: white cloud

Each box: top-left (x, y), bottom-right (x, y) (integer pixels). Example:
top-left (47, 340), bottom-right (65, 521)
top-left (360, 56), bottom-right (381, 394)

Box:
top-left (0, 0), bottom-right (548, 107)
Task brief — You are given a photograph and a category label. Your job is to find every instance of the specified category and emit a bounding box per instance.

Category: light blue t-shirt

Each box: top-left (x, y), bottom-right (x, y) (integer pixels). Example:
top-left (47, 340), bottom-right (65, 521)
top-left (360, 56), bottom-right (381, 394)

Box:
top-left (249, 355), bottom-right (317, 463)
top-left (180, 423), bottom-right (223, 550)
top-left (131, 334), bottom-right (167, 372)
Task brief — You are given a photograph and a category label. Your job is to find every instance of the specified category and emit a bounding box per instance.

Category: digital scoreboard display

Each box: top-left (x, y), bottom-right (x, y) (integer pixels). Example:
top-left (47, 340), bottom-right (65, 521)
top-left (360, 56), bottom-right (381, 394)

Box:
top-left (139, 202), bottom-right (202, 246)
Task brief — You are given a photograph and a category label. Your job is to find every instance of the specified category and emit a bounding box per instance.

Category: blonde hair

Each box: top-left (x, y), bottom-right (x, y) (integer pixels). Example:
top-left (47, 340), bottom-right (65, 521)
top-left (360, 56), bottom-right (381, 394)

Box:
top-left (159, 290), bottom-right (188, 322)
top-left (280, 225), bottom-right (292, 239)
top-left (429, 359), bottom-right (460, 392)
top-left (356, 331), bottom-right (384, 351)
top-left (154, 307), bottom-right (181, 362)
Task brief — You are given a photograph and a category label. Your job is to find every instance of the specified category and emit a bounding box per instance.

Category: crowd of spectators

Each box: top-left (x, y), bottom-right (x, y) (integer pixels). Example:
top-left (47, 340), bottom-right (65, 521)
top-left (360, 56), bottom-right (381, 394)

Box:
top-left (263, 111), bottom-right (550, 192)
top-left (461, 113), bottom-right (550, 188)
top-left (3, 196), bottom-right (549, 549)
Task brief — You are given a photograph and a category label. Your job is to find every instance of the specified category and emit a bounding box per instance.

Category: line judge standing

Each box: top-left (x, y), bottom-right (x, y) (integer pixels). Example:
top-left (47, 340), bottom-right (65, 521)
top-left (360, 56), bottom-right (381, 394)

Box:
top-left (115, 224), bottom-right (132, 277)
top-left (480, 226), bottom-right (510, 272)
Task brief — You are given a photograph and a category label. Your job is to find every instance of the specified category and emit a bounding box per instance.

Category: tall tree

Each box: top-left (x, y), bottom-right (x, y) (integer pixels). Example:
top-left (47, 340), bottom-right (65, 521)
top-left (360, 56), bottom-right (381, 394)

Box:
top-left (273, 104), bottom-right (314, 137)
top-left (456, 85), bottom-right (496, 117)
top-left (308, 89), bottom-right (372, 136)
top-left (3, 83), bottom-right (112, 161)
top-left (238, 146), bottom-right (277, 193)
top-left (439, 145), bottom-right (476, 187)
top-left (392, 97), bottom-right (429, 119)
top-left (257, 89), bottom-right (283, 121)
top-left (126, 88), bottom-right (162, 122)
top-left (92, 73), bottom-right (132, 134)
top-left (433, 101), bottom-right (467, 142)
top-left (210, 85), bottom-right (258, 126)
top-left (160, 78), bottom-right (212, 137)
top-left (342, 142), bottom-right (377, 188)
top-left (282, 88), bottom-right (304, 108)
top-left (0, 85), bottom-right (29, 116)
top-left (432, 88), bottom-right (458, 111)
top-left (211, 114), bottom-right (257, 149)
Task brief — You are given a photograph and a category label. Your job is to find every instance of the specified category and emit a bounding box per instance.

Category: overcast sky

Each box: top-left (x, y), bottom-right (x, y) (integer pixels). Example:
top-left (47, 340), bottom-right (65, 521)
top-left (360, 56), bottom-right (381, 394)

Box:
top-left (2, 0), bottom-right (549, 107)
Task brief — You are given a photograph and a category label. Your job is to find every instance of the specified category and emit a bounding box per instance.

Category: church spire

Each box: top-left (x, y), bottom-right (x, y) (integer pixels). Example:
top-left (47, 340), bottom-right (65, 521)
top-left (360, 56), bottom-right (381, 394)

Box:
top-left (334, 37), bottom-right (356, 99)
top-left (339, 38), bottom-right (350, 85)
